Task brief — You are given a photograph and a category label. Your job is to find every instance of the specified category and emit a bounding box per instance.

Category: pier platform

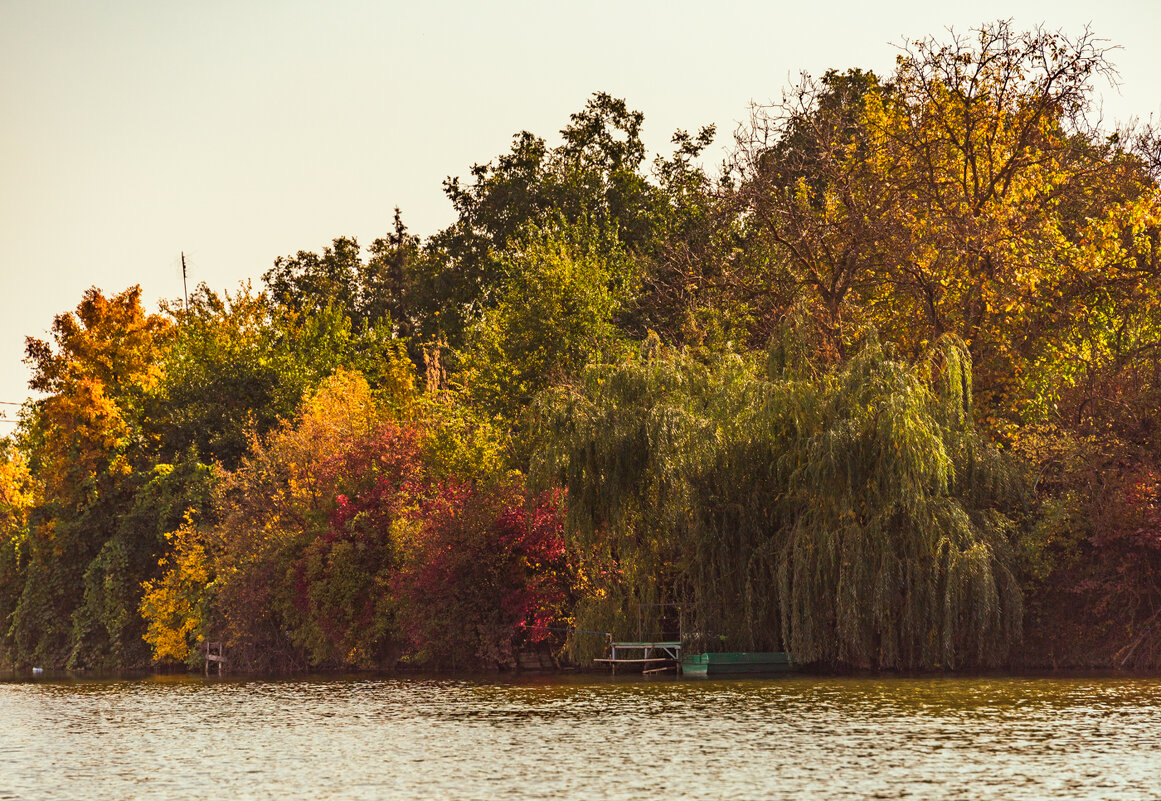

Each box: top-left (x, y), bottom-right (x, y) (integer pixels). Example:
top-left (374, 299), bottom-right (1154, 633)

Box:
top-left (593, 641), bottom-right (682, 674)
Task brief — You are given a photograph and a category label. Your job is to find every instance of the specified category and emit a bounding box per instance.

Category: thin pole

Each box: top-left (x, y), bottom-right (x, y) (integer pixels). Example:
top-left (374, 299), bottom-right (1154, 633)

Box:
top-left (181, 251), bottom-right (189, 311)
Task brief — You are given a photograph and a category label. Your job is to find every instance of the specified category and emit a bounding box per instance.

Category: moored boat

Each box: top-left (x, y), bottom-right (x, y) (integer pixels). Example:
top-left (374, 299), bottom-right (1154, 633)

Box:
top-left (681, 651), bottom-right (796, 676)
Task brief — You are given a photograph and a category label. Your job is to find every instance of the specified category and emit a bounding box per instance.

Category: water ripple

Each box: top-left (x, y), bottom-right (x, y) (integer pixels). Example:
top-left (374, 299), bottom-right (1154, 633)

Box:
top-left (1, 675), bottom-right (1159, 800)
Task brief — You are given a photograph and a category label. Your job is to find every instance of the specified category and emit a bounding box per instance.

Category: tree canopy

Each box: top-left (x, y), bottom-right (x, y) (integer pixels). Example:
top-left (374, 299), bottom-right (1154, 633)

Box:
top-left (4, 24), bottom-right (1160, 672)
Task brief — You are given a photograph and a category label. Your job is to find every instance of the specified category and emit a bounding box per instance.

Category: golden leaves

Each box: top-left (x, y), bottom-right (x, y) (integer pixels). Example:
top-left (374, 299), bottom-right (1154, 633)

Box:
top-left (139, 520), bottom-right (210, 664)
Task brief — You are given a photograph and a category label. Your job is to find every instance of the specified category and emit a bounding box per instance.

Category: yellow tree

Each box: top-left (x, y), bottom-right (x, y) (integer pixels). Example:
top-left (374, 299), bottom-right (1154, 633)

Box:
top-left (866, 24), bottom-right (1159, 418)
top-left (0, 445), bottom-right (35, 664)
top-left (138, 516), bottom-right (209, 664)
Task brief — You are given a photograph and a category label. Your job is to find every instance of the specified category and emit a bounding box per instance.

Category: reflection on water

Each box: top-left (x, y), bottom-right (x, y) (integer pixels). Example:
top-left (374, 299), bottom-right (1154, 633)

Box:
top-left (2, 674), bottom-right (1159, 800)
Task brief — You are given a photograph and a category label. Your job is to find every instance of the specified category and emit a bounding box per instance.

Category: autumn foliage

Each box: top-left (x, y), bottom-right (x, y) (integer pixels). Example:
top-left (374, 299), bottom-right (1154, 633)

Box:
top-left (392, 483), bottom-right (568, 668)
top-left (133, 370), bottom-right (569, 671)
top-left (3, 23), bottom-right (1161, 672)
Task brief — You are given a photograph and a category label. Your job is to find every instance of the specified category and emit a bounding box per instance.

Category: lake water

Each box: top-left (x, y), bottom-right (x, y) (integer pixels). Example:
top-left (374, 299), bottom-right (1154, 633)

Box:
top-left (1, 674), bottom-right (1159, 800)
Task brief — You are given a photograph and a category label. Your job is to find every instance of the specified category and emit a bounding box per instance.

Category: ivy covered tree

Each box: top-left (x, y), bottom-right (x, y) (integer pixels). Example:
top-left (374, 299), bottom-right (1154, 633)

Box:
top-left (10, 287), bottom-right (173, 668)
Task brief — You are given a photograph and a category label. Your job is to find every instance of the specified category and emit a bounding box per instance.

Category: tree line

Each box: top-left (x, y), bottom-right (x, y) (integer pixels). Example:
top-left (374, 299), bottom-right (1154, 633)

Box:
top-left (2, 22), bottom-right (1159, 672)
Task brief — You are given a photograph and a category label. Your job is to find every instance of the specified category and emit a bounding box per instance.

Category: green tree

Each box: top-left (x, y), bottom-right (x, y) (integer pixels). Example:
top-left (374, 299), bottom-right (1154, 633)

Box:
top-left (424, 93), bottom-right (711, 348)
top-left (152, 285), bottom-right (297, 469)
top-left (153, 283), bottom-right (418, 470)
top-left (458, 219), bottom-right (633, 422)
top-left (263, 208), bottom-right (423, 338)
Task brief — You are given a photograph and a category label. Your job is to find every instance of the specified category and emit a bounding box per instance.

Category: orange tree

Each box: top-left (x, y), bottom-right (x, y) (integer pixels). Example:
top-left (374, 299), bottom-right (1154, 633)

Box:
top-left (8, 286), bottom-right (174, 668)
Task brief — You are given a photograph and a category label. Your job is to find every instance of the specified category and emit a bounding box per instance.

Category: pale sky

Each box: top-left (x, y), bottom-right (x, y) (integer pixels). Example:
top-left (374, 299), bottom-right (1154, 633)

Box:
top-left (2, 0), bottom-right (1159, 429)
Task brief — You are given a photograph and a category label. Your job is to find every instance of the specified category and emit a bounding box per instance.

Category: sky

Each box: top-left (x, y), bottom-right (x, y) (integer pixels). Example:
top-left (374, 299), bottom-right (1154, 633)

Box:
top-left (2, 0), bottom-right (1159, 429)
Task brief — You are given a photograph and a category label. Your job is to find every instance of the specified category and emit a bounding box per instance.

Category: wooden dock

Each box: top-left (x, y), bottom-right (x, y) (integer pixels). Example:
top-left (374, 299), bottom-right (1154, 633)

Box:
top-left (204, 641), bottom-right (227, 676)
top-left (594, 641), bottom-right (682, 675)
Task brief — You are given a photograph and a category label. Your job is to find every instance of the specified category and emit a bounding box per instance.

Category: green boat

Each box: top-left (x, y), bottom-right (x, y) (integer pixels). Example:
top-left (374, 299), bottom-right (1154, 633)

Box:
top-left (681, 651), bottom-right (797, 676)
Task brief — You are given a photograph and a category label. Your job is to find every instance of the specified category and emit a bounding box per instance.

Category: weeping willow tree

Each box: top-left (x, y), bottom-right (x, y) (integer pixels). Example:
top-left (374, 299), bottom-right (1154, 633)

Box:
top-left (532, 333), bottom-right (1024, 669)
top-left (531, 336), bottom-right (756, 662)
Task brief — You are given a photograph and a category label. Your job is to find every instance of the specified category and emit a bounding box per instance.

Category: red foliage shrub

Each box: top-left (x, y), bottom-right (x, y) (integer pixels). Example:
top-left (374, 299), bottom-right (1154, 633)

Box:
top-left (277, 417), bottom-right (570, 670)
top-left (281, 422), bottom-right (430, 667)
top-left (392, 482), bottom-right (569, 668)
